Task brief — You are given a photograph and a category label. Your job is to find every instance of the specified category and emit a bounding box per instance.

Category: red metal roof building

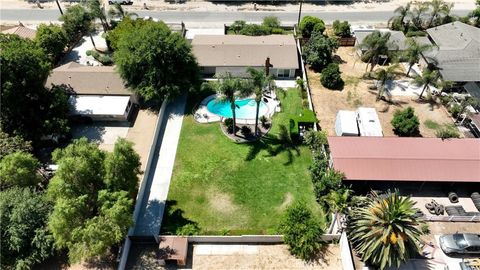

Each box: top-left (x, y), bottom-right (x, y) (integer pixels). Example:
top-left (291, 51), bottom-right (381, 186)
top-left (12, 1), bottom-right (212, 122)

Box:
top-left (327, 137), bottom-right (480, 182)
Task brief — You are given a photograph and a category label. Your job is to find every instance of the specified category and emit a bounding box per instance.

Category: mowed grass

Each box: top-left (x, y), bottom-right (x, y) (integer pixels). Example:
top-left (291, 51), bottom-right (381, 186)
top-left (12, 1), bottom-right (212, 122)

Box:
top-left (162, 88), bottom-right (323, 235)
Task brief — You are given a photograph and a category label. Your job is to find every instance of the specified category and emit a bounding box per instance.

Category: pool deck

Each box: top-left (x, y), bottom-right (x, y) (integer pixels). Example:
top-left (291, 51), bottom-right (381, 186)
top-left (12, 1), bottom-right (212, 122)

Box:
top-left (194, 94), bottom-right (279, 124)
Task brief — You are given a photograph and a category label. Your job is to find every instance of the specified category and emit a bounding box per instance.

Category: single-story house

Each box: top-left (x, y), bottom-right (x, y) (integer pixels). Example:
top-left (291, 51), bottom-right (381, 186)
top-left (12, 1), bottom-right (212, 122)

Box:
top-left (192, 34), bottom-right (299, 78)
top-left (422, 22), bottom-right (480, 84)
top-left (328, 137), bottom-right (480, 183)
top-left (355, 30), bottom-right (407, 57)
top-left (1, 24), bottom-right (36, 39)
top-left (46, 62), bottom-right (135, 121)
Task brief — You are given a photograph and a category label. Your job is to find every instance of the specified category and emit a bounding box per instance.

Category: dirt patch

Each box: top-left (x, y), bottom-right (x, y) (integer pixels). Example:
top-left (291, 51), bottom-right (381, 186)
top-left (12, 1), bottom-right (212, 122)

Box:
top-left (308, 47), bottom-right (456, 137)
top-left (208, 189), bottom-right (239, 214)
top-left (276, 192), bottom-right (294, 211)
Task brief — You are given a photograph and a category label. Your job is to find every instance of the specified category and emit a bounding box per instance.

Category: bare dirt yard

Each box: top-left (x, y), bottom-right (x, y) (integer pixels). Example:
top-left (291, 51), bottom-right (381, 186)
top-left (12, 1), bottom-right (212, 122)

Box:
top-left (308, 46), bottom-right (456, 137)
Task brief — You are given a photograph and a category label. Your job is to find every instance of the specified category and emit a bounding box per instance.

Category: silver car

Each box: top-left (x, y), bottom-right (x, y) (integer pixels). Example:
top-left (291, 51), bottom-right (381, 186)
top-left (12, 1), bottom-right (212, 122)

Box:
top-left (439, 233), bottom-right (480, 256)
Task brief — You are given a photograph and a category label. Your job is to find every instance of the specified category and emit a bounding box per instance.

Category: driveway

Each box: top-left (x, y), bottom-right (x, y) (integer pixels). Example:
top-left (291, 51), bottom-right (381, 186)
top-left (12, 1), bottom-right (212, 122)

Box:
top-left (71, 121), bottom-right (130, 152)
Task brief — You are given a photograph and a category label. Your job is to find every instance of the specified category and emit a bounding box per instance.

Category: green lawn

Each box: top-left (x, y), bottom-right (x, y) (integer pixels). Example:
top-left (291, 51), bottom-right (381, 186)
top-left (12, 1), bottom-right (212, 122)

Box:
top-left (161, 88), bottom-right (323, 235)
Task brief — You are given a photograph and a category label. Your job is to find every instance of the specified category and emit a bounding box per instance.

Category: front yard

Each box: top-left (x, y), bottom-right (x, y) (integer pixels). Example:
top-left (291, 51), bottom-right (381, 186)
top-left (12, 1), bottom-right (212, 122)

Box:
top-left (308, 47), bottom-right (456, 137)
top-left (161, 88), bottom-right (323, 235)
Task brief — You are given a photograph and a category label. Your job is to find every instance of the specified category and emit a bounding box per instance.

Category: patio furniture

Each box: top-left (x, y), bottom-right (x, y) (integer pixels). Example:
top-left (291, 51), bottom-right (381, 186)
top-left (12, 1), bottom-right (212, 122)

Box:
top-left (158, 236), bottom-right (188, 266)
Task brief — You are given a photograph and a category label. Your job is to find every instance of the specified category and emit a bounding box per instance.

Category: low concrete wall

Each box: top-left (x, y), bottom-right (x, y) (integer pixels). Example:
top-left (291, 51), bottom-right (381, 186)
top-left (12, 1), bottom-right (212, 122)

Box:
top-left (185, 234), bottom-right (340, 243)
top-left (117, 100), bottom-right (169, 270)
top-left (340, 232), bottom-right (356, 270)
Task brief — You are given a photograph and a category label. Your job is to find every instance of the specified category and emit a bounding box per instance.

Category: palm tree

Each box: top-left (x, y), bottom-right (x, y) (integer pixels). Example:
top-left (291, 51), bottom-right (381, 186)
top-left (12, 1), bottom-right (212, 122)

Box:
top-left (414, 69), bottom-right (439, 99)
top-left (471, 0), bottom-right (480, 27)
top-left (214, 73), bottom-right (250, 135)
top-left (404, 38), bottom-right (433, 76)
top-left (347, 190), bottom-right (424, 270)
top-left (374, 63), bottom-right (400, 101)
top-left (360, 31), bottom-right (395, 72)
top-left (322, 188), bottom-right (352, 214)
top-left (108, 3), bottom-right (138, 19)
top-left (428, 0), bottom-right (453, 27)
top-left (388, 3), bottom-right (411, 31)
top-left (247, 67), bottom-right (273, 136)
top-left (410, 3), bottom-right (429, 30)
top-left (87, 0), bottom-right (109, 32)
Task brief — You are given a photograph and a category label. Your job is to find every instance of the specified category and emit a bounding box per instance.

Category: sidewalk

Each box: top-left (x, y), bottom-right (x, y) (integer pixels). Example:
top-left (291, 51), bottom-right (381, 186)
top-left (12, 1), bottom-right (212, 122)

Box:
top-left (133, 95), bottom-right (187, 236)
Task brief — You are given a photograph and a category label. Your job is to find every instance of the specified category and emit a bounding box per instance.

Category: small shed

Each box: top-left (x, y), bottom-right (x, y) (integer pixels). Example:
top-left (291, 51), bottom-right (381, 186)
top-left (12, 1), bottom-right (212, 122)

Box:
top-left (158, 236), bottom-right (188, 266)
top-left (69, 95), bottom-right (133, 121)
top-left (356, 107), bottom-right (383, 137)
top-left (335, 110), bottom-right (359, 136)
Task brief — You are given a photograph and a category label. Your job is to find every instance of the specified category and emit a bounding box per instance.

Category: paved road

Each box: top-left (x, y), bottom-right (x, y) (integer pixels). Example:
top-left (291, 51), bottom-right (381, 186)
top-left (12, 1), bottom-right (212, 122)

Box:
top-left (0, 8), bottom-right (472, 24)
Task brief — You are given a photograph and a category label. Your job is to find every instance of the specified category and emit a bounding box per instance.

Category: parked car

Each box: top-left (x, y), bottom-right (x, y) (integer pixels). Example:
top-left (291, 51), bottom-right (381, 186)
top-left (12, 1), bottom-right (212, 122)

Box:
top-left (439, 233), bottom-right (480, 256)
top-left (108, 0), bottom-right (133, 5)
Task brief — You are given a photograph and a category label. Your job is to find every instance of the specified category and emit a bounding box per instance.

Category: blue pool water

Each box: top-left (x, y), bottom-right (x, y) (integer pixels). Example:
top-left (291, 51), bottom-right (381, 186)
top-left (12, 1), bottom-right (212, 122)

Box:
top-left (206, 98), bottom-right (268, 119)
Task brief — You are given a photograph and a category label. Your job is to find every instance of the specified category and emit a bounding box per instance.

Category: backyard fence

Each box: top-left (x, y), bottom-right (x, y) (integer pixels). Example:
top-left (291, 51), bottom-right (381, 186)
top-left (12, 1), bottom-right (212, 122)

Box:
top-left (294, 26), bottom-right (317, 131)
top-left (340, 232), bottom-right (356, 270)
top-left (117, 100), bottom-right (169, 270)
top-left (338, 37), bottom-right (356, 46)
top-left (181, 234), bottom-right (340, 244)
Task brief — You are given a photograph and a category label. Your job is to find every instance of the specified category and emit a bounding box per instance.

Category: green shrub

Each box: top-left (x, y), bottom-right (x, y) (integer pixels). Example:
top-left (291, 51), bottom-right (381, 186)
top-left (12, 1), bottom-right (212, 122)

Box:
top-left (279, 201), bottom-right (325, 260)
top-left (299, 16), bottom-right (325, 38)
top-left (241, 126), bottom-right (252, 137)
top-left (271, 28), bottom-right (284, 34)
top-left (262, 16), bottom-right (281, 29)
top-left (302, 34), bottom-right (339, 71)
top-left (260, 116), bottom-right (269, 128)
top-left (449, 103), bottom-right (462, 118)
top-left (86, 50), bottom-right (113, 65)
top-left (224, 118), bottom-right (236, 134)
top-left (435, 125), bottom-right (460, 139)
top-left (421, 224), bottom-right (430, 235)
top-left (332, 20), bottom-right (351, 37)
top-left (391, 107), bottom-right (420, 136)
top-left (321, 63), bottom-right (344, 90)
top-left (303, 130), bottom-right (327, 151)
top-left (239, 24), bottom-right (271, 36)
top-left (405, 31), bottom-right (427, 37)
top-left (176, 224), bottom-right (200, 236)
top-left (230, 20), bottom-right (246, 34)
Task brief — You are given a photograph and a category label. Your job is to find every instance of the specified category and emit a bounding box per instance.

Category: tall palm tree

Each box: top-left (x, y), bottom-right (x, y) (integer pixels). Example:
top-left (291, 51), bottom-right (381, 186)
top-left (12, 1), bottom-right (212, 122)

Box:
top-left (87, 0), bottom-right (109, 32)
top-left (247, 67), bottom-right (273, 136)
top-left (388, 3), bottom-right (411, 31)
top-left (404, 38), bottom-right (433, 76)
top-left (108, 3), bottom-right (138, 19)
top-left (374, 63), bottom-right (401, 101)
top-left (360, 31), bottom-right (394, 72)
top-left (214, 73), bottom-right (250, 135)
top-left (428, 0), bottom-right (453, 27)
top-left (414, 69), bottom-right (439, 99)
top-left (410, 3), bottom-right (429, 30)
top-left (347, 190), bottom-right (424, 270)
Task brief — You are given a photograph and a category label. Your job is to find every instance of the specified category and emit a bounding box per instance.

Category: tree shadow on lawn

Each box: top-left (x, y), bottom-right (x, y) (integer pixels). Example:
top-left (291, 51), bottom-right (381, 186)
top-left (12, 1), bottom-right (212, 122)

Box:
top-left (160, 200), bottom-right (199, 235)
top-left (245, 125), bottom-right (300, 166)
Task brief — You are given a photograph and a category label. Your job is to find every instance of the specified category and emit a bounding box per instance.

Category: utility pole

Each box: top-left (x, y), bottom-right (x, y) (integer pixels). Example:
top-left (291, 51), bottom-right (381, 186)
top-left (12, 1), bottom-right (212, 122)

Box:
top-left (297, 0), bottom-right (303, 28)
top-left (55, 0), bottom-right (63, 15)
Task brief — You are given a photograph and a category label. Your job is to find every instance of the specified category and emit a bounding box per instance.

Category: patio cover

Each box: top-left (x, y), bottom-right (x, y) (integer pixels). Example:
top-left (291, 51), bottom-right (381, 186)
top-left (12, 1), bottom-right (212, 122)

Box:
top-left (328, 137), bottom-right (480, 182)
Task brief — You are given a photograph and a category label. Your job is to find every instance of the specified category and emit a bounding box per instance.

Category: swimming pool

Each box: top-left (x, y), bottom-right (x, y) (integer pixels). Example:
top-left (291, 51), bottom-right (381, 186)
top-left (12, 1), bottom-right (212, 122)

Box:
top-left (206, 98), bottom-right (268, 119)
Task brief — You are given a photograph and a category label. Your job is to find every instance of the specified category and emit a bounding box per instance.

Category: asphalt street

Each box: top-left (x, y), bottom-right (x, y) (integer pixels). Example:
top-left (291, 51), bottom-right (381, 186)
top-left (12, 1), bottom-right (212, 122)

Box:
top-left (0, 8), bottom-right (472, 24)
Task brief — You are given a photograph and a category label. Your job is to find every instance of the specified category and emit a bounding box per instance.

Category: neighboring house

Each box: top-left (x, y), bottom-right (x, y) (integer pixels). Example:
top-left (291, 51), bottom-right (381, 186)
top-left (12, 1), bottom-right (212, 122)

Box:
top-left (327, 137), bottom-right (480, 184)
top-left (46, 62), bottom-right (134, 121)
top-left (1, 24), bottom-right (36, 40)
top-left (422, 21), bottom-right (480, 85)
top-left (192, 34), bottom-right (299, 78)
top-left (355, 30), bottom-right (407, 57)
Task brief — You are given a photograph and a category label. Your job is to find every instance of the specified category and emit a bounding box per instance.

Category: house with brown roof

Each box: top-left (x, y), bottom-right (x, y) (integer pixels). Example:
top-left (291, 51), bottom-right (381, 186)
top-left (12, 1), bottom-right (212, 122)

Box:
top-left (327, 137), bottom-right (480, 184)
top-left (2, 25), bottom-right (37, 40)
top-left (191, 35), bottom-right (299, 78)
top-left (46, 62), bottom-right (135, 121)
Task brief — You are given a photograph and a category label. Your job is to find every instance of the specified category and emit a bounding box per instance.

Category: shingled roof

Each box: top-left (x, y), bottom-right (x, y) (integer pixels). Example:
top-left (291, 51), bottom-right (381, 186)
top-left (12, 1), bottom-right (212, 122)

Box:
top-left (425, 22), bottom-right (480, 82)
top-left (2, 25), bottom-right (37, 40)
top-left (192, 35), bottom-right (299, 69)
top-left (46, 62), bottom-right (130, 96)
